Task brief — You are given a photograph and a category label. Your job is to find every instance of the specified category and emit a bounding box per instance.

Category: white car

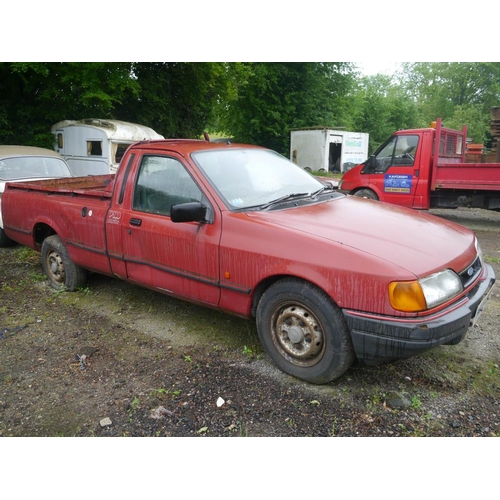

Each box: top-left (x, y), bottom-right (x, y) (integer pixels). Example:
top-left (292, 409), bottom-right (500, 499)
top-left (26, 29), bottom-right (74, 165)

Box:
top-left (0, 145), bottom-right (73, 247)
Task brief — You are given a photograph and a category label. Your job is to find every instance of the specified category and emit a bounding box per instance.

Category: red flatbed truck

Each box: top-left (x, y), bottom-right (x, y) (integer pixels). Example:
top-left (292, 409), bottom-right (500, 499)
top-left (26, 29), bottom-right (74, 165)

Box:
top-left (338, 118), bottom-right (500, 210)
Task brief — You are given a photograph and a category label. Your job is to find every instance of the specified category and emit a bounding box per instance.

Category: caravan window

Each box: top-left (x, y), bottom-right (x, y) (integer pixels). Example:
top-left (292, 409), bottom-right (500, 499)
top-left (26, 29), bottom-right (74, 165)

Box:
top-left (87, 141), bottom-right (102, 156)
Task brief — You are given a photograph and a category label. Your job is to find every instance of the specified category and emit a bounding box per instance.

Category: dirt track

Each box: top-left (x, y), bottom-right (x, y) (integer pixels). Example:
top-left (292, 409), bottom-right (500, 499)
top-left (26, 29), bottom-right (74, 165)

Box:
top-left (0, 208), bottom-right (499, 437)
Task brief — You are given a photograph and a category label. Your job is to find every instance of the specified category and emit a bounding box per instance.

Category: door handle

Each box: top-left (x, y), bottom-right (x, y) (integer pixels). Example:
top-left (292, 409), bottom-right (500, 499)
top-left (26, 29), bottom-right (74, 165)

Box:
top-left (129, 218), bottom-right (142, 226)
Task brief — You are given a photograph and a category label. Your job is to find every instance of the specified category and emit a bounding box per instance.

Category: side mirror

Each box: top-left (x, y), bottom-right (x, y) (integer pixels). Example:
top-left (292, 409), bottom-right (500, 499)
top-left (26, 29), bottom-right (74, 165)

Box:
top-left (171, 202), bottom-right (208, 223)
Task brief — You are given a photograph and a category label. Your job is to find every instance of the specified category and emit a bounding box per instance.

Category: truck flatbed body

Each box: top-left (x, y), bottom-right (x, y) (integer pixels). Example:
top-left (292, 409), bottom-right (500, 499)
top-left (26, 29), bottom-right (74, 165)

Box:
top-left (433, 163), bottom-right (500, 191)
top-left (6, 174), bottom-right (115, 199)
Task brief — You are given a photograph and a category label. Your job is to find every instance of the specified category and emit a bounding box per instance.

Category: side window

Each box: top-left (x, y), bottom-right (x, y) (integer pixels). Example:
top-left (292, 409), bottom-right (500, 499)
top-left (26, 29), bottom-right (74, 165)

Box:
top-left (374, 135), bottom-right (419, 171)
top-left (132, 155), bottom-right (203, 216)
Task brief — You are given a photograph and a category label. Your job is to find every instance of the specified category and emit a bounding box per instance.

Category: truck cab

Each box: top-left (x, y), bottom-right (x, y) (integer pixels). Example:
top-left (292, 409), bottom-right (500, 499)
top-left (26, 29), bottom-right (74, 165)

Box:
top-left (343, 128), bottom-right (434, 208)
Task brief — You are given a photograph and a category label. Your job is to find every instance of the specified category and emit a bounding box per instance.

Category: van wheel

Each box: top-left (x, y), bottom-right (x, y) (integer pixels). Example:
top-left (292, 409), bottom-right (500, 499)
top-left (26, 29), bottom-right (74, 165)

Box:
top-left (256, 278), bottom-right (355, 384)
top-left (41, 235), bottom-right (87, 291)
top-left (353, 189), bottom-right (378, 200)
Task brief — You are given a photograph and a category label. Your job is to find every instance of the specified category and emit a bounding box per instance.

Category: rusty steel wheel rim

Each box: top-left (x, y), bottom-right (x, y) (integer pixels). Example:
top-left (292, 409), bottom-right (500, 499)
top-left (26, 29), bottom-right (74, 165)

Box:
top-left (270, 302), bottom-right (325, 367)
top-left (46, 249), bottom-right (66, 286)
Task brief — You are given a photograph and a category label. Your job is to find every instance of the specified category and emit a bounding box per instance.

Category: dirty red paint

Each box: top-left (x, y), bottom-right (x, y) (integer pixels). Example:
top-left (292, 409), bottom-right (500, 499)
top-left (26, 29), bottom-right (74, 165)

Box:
top-left (2, 139), bottom-right (495, 378)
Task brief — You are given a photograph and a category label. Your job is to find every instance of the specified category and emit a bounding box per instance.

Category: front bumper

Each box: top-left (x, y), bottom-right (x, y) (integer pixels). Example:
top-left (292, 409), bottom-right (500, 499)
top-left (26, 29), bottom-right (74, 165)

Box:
top-left (343, 264), bottom-right (496, 365)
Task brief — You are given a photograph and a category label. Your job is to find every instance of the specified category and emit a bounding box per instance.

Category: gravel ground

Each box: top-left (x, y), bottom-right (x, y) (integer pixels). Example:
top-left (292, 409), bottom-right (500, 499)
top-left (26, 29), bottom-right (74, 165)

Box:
top-left (0, 207), bottom-right (499, 439)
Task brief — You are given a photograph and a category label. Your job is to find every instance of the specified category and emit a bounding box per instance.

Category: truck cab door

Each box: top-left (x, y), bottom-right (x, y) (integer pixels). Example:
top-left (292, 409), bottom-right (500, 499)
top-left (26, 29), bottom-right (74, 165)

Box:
top-left (368, 134), bottom-right (421, 207)
top-left (119, 153), bottom-right (221, 306)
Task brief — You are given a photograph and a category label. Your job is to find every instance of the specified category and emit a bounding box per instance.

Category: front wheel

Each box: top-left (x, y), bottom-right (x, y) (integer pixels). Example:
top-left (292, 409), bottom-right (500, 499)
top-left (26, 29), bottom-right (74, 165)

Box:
top-left (353, 189), bottom-right (378, 200)
top-left (41, 235), bottom-right (87, 291)
top-left (256, 278), bottom-right (355, 384)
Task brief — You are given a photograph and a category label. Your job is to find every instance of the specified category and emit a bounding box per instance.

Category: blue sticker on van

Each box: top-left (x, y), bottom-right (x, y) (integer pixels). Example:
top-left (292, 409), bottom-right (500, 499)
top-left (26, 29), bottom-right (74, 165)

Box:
top-left (384, 174), bottom-right (412, 193)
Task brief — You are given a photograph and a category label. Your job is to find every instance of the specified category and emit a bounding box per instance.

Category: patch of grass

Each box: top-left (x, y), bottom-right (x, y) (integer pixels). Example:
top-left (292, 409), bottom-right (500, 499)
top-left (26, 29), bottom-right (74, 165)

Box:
top-left (14, 246), bottom-right (39, 262)
top-left (484, 256), bottom-right (500, 265)
top-left (28, 271), bottom-right (47, 283)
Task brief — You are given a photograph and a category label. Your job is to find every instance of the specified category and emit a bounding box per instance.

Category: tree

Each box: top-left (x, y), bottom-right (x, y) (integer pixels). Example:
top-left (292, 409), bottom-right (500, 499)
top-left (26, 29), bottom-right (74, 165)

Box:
top-left (220, 62), bottom-right (356, 154)
top-left (115, 62), bottom-right (228, 139)
top-left (0, 62), bottom-right (138, 147)
top-left (348, 74), bottom-right (423, 153)
top-left (400, 62), bottom-right (500, 142)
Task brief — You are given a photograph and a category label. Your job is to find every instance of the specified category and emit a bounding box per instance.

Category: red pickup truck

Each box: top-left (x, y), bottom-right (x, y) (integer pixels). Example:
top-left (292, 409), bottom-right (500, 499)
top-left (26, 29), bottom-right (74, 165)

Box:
top-left (339, 118), bottom-right (500, 210)
top-left (2, 139), bottom-right (495, 384)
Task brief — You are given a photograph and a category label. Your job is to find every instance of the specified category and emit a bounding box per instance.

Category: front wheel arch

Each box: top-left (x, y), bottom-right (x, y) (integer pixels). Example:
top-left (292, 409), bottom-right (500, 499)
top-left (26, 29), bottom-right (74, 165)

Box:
top-left (256, 277), bottom-right (355, 384)
top-left (353, 188), bottom-right (379, 200)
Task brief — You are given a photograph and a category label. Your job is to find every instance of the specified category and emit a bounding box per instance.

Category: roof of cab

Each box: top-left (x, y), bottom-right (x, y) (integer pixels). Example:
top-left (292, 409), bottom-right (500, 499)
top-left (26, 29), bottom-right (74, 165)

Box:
top-left (128, 139), bottom-right (265, 155)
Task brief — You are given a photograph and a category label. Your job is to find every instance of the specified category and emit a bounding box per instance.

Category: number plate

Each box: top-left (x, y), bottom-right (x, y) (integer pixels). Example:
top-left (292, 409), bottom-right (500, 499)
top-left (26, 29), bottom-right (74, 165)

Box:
top-left (471, 284), bottom-right (495, 327)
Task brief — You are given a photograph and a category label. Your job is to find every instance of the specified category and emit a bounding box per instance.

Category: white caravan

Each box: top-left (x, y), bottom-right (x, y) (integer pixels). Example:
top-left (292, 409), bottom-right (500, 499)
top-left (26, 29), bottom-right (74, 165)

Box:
top-left (52, 119), bottom-right (164, 175)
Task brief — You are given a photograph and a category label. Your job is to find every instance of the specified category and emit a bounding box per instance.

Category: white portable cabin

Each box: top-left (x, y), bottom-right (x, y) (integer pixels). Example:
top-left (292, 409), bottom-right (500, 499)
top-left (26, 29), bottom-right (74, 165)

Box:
top-left (52, 119), bottom-right (164, 175)
top-left (290, 128), bottom-right (369, 173)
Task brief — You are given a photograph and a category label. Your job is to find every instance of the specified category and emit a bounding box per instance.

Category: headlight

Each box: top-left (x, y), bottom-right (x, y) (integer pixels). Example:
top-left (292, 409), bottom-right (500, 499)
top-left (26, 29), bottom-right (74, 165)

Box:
top-left (337, 179), bottom-right (343, 190)
top-left (389, 269), bottom-right (463, 312)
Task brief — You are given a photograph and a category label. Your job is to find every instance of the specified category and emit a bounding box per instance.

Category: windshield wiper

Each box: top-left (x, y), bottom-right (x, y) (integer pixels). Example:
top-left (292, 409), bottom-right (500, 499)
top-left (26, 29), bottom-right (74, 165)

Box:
top-left (258, 192), bottom-right (312, 210)
top-left (311, 182), bottom-right (337, 197)
top-left (238, 192), bottom-right (311, 211)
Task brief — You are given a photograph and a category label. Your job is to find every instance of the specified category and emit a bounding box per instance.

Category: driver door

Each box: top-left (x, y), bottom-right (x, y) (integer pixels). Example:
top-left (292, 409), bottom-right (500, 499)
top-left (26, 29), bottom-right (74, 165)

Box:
top-left (121, 153), bottom-right (221, 306)
top-left (370, 134), bottom-right (420, 207)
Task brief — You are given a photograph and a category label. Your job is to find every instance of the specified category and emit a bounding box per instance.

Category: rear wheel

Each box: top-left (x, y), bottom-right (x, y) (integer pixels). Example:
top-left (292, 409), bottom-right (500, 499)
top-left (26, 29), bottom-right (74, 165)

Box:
top-left (353, 189), bottom-right (378, 200)
top-left (256, 278), bottom-right (355, 384)
top-left (41, 235), bottom-right (87, 291)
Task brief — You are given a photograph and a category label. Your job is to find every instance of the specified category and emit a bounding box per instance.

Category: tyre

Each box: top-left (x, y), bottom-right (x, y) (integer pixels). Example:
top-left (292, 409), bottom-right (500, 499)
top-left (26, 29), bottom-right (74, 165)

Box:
top-left (256, 278), bottom-right (355, 384)
top-left (0, 227), bottom-right (15, 247)
top-left (353, 189), bottom-right (378, 200)
top-left (41, 235), bottom-right (87, 291)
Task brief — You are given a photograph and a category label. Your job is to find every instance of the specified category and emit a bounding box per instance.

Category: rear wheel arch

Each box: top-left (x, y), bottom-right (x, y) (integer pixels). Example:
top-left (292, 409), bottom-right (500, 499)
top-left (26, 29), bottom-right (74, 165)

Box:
top-left (34, 223), bottom-right (57, 249)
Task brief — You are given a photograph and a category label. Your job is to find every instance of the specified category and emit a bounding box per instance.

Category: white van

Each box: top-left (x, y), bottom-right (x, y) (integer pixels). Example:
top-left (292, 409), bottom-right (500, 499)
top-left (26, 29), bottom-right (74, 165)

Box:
top-left (290, 128), bottom-right (369, 173)
top-left (52, 119), bottom-right (164, 175)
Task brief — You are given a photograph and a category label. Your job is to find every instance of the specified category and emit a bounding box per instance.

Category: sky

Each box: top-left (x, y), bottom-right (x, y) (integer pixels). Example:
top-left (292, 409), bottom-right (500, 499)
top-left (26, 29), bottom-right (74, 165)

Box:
top-left (355, 62), bottom-right (403, 76)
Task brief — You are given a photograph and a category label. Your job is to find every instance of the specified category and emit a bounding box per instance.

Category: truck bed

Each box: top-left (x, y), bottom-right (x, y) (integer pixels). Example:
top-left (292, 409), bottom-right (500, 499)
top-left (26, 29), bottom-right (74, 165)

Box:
top-left (6, 174), bottom-right (115, 199)
top-left (433, 163), bottom-right (500, 191)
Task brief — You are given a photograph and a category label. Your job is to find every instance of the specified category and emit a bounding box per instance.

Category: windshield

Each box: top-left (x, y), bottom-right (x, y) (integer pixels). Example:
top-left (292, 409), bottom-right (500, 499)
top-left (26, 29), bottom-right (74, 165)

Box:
top-left (193, 148), bottom-right (324, 210)
top-left (0, 156), bottom-right (72, 181)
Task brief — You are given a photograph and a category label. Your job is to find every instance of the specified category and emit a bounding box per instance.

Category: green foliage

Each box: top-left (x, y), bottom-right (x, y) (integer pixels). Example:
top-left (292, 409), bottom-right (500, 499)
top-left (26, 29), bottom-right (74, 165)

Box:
top-left (0, 61), bottom-right (498, 154)
top-left (348, 73), bottom-right (423, 153)
top-left (0, 62), bottom-right (138, 147)
top-left (399, 62), bottom-right (500, 143)
top-left (116, 62), bottom-right (228, 139)
top-left (219, 62), bottom-right (356, 154)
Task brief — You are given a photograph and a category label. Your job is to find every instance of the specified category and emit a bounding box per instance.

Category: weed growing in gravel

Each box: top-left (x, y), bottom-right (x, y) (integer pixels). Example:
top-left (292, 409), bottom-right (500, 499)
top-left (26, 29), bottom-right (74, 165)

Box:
top-left (484, 256), bottom-right (500, 265)
top-left (411, 395), bottom-right (423, 409)
top-left (148, 388), bottom-right (181, 400)
top-left (128, 397), bottom-right (140, 422)
top-left (77, 285), bottom-right (93, 295)
top-left (28, 271), bottom-right (46, 282)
